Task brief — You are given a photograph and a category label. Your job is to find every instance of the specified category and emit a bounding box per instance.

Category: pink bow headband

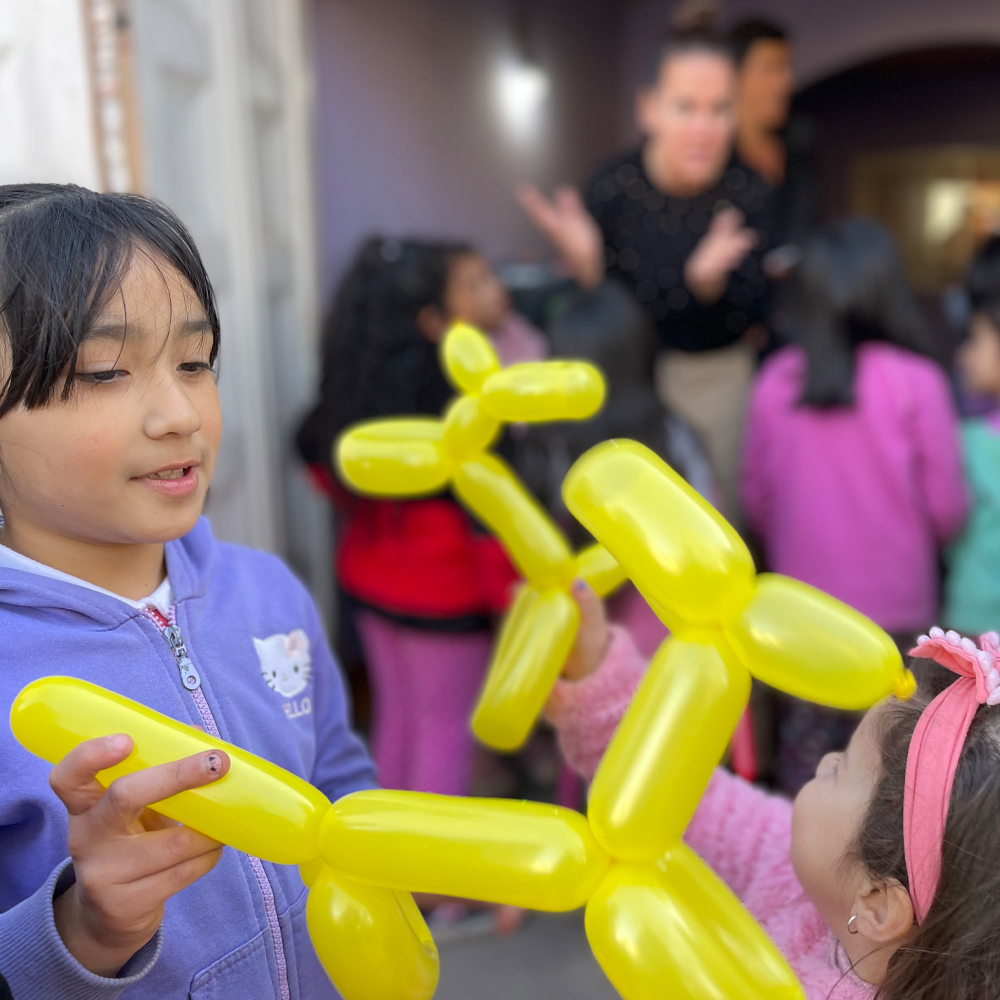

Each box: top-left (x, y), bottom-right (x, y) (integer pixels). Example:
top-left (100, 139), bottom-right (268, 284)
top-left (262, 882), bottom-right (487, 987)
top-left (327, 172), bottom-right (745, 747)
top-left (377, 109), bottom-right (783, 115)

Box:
top-left (904, 627), bottom-right (1000, 923)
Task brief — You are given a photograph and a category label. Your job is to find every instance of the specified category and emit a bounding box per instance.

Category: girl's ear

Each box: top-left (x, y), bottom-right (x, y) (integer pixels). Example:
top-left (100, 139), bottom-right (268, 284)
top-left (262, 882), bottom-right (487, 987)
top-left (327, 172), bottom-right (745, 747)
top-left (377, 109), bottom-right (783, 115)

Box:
top-left (416, 304), bottom-right (448, 344)
top-left (852, 878), bottom-right (915, 944)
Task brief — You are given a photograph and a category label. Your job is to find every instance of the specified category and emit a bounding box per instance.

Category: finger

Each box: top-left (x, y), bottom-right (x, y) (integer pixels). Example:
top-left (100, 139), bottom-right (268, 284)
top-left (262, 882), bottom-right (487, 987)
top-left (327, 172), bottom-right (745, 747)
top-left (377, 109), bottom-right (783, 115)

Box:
top-left (554, 185), bottom-right (584, 213)
top-left (118, 844), bottom-right (225, 911)
top-left (49, 734), bottom-right (134, 816)
top-left (515, 185), bottom-right (556, 226)
top-left (563, 578), bottom-right (610, 681)
top-left (89, 824), bottom-right (223, 886)
top-left (709, 207), bottom-right (742, 234)
top-left (91, 749), bottom-right (230, 834)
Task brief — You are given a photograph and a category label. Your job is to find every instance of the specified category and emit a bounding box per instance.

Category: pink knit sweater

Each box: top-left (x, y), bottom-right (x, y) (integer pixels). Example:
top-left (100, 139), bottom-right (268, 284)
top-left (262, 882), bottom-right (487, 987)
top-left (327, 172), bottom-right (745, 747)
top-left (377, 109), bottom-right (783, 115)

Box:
top-left (545, 627), bottom-right (873, 1000)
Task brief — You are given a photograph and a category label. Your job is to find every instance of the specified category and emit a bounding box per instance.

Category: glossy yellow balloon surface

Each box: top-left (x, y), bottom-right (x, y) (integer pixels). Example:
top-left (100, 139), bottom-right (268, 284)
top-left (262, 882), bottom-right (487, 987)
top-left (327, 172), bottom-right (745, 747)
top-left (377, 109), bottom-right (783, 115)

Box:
top-left (441, 321), bottom-right (501, 394)
top-left (335, 321), bottom-right (622, 751)
top-left (585, 850), bottom-right (804, 1000)
top-left (587, 638), bottom-right (750, 861)
top-left (10, 676), bottom-right (330, 865)
top-left (563, 439), bottom-right (756, 629)
top-left (306, 865), bottom-right (439, 1000)
top-left (336, 419), bottom-right (451, 497)
top-left (478, 362), bottom-right (605, 422)
top-left (727, 574), bottom-right (913, 707)
top-left (320, 790), bottom-right (610, 911)
top-left (471, 585), bottom-right (580, 750)
top-left (453, 455), bottom-right (575, 588)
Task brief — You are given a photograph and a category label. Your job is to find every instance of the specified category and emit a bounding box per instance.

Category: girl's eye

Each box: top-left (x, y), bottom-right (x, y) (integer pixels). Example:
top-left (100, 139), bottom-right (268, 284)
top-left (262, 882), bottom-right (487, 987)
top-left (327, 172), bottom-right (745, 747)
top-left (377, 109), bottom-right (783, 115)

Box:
top-left (79, 369), bottom-right (127, 384)
top-left (178, 362), bottom-right (213, 374)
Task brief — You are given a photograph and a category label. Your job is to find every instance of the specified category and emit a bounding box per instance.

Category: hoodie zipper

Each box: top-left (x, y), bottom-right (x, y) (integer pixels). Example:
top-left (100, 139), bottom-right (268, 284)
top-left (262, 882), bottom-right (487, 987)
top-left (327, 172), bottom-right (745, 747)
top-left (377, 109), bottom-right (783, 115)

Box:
top-left (144, 605), bottom-right (291, 1000)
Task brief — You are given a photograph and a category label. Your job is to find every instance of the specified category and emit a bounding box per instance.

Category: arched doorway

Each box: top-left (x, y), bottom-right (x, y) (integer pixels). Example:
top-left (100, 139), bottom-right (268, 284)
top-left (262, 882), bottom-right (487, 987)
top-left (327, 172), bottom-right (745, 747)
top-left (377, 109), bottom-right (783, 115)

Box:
top-left (796, 46), bottom-right (1000, 328)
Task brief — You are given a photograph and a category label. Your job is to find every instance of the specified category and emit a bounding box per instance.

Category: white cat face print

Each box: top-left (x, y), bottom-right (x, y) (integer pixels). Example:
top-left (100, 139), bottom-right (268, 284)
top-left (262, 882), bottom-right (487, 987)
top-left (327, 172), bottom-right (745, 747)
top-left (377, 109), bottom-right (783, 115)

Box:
top-left (254, 629), bottom-right (312, 698)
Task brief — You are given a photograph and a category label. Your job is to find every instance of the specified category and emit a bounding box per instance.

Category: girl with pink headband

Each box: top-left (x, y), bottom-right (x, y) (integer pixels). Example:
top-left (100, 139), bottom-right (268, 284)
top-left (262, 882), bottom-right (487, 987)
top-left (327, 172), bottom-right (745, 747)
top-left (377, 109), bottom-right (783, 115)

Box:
top-left (553, 586), bottom-right (1000, 999)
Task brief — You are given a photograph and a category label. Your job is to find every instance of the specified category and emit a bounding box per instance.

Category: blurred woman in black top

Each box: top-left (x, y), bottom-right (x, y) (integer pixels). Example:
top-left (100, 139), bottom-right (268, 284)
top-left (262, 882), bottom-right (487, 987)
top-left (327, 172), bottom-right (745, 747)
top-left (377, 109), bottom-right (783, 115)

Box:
top-left (518, 4), bottom-right (774, 525)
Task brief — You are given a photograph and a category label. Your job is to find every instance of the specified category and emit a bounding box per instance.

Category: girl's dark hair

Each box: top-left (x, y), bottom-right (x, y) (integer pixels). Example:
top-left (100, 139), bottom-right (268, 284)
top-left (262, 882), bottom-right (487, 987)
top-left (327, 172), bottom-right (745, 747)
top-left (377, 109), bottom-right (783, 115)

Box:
top-left (0, 183), bottom-right (219, 418)
top-left (854, 659), bottom-right (1000, 999)
top-left (643, 0), bottom-right (734, 86)
top-left (966, 235), bottom-right (1000, 328)
top-left (296, 236), bottom-right (473, 466)
top-left (788, 218), bottom-right (935, 407)
top-left (730, 18), bottom-right (788, 66)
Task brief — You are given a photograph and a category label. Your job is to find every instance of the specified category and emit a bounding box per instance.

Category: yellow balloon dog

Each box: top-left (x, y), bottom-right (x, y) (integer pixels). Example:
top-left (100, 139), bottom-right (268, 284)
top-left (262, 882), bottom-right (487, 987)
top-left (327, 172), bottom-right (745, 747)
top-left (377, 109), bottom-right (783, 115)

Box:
top-left (10, 438), bottom-right (916, 1000)
top-left (336, 321), bottom-right (626, 751)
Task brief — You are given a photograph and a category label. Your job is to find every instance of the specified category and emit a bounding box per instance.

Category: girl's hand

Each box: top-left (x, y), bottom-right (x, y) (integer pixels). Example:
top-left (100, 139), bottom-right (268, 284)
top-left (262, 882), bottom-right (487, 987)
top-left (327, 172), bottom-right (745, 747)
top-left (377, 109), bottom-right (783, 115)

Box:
top-left (562, 579), bottom-right (610, 682)
top-left (516, 184), bottom-right (605, 290)
top-left (48, 735), bottom-right (230, 977)
top-left (684, 208), bottom-right (758, 304)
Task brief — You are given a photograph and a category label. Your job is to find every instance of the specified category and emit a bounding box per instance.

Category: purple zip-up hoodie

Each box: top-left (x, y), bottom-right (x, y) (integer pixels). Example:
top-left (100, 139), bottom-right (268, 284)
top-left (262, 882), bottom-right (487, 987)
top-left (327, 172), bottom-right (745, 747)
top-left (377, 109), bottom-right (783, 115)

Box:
top-left (0, 518), bottom-right (377, 999)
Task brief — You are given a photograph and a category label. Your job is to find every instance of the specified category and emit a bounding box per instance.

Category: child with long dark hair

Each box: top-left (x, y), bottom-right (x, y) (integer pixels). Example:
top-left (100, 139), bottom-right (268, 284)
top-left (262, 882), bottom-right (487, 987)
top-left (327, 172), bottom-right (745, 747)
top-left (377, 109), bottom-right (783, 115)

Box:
top-left (740, 218), bottom-right (968, 789)
top-left (549, 585), bottom-right (1000, 1000)
top-left (0, 184), bottom-right (375, 998)
top-left (297, 238), bottom-right (540, 799)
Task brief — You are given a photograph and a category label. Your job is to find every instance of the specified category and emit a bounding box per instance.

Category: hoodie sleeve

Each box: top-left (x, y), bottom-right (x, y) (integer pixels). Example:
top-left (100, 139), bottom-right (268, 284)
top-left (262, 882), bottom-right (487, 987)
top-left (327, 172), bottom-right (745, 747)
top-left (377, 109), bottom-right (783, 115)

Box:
top-left (544, 625), bottom-right (648, 780)
top-left (0, 859), bottom-right (162, 1000)
top-left (302, 597), bottom-right (378, 801)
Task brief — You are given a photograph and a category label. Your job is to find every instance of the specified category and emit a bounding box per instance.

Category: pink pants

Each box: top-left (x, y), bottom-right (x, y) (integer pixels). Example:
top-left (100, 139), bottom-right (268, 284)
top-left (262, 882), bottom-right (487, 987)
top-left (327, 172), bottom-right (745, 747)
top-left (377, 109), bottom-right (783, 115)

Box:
top-left (354, 609), bottom-right (492, 796)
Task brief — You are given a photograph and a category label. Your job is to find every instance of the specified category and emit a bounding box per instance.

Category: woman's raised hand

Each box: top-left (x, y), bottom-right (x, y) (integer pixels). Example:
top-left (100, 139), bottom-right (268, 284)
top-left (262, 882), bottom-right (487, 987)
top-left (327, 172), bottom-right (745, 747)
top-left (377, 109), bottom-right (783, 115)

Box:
top-left (516, 185), bottom-right (605, 290)
top-left (48, 735), bottom-right (230, 977)
top-left (684, 207), bottom-right (758, 304)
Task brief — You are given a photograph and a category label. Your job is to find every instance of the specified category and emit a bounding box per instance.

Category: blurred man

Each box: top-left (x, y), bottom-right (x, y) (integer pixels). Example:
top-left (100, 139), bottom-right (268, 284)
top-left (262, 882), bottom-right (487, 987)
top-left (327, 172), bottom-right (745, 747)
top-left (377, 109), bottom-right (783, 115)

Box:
top-left (732, 19), bottom-right (814, 273)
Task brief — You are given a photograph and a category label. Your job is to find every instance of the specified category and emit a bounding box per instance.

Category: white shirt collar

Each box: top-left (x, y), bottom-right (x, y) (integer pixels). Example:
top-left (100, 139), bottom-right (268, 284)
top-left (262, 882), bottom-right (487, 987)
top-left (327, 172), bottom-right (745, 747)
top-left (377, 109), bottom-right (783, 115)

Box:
top-left (0, 542), bottom-right (173, 618)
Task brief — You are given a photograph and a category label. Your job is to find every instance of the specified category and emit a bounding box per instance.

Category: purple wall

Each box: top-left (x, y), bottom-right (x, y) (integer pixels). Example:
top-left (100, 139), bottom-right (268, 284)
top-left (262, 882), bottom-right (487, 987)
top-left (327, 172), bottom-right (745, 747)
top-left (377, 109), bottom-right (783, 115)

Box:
top-left (616, 0), bottom-right (1000, 144)
top-left (311, 0), bottom-right (624, 302)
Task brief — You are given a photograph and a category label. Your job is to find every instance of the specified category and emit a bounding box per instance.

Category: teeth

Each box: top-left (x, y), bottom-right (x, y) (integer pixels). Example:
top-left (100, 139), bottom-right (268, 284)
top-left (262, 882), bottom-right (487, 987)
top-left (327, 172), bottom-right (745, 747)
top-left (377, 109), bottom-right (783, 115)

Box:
top-left (148, 468), bottom-right (187, 480)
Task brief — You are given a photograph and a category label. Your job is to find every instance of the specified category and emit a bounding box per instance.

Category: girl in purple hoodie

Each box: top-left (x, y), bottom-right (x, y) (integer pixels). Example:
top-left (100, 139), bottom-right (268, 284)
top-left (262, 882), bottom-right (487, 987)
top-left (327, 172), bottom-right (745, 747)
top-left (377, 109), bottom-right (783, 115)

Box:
top-left (0, 184), bottom-right (376, 1000)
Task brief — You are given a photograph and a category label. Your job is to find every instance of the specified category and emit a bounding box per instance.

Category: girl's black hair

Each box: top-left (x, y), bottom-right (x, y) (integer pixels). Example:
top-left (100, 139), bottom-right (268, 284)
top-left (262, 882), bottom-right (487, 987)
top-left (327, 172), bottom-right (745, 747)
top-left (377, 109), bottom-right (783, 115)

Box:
top-left (854, 658), bottom-right (1000, 999)
top-left (0, 183), bottom-right (219, 418)
top-left (296, 236), bottom-right (473, 467)
top-left (642, 0), bottom-right (734, 86)
top-left (788, 218), bottom-right (936, 407)
top-left (966, 235), bottom-right (1000, 327)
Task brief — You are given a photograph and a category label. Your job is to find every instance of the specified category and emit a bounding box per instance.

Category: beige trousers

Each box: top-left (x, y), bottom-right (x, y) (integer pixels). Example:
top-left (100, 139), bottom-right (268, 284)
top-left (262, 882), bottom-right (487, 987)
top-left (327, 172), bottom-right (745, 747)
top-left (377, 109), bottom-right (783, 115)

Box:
top-left (654, 341), bottom-right (755, 529)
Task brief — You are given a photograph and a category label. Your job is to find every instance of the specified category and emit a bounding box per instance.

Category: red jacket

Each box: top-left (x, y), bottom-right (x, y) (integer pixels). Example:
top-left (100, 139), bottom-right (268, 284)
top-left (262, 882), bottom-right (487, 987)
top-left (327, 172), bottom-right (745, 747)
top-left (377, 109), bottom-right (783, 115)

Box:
top-left (308, 465), bottom-right (519, 621)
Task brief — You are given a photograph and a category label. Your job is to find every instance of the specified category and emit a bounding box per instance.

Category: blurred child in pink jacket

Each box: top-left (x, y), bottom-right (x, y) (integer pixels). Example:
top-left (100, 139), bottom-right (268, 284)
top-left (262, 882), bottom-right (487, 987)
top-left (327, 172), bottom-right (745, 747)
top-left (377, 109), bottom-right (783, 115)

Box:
top-left (740, 219), bottom-right (967, 788)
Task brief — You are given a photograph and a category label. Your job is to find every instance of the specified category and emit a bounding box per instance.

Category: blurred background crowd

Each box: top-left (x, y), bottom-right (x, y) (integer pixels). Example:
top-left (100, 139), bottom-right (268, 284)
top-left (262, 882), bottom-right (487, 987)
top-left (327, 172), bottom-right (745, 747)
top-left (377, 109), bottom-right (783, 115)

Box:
top-left (9, 0), bottom-right (1000, 985)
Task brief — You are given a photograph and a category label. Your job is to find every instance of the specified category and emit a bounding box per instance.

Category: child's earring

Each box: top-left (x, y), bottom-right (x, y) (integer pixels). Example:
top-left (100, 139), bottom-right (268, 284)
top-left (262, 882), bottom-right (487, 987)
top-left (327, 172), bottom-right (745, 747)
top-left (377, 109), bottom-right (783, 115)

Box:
top-left (847, 914), bottom-right (859, 935)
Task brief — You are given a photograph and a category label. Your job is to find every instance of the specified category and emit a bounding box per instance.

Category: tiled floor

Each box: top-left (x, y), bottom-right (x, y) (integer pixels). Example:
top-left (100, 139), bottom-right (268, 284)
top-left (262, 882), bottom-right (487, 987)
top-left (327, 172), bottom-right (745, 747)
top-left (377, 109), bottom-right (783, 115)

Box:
top-left (434, 912), bottom-right (619, 1000)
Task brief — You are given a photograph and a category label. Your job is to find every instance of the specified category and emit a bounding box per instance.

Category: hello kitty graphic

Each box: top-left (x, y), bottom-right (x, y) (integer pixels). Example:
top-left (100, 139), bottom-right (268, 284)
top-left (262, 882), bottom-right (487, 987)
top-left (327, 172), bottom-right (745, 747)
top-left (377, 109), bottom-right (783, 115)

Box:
top-left (254, 629), bottom-right (312, 698)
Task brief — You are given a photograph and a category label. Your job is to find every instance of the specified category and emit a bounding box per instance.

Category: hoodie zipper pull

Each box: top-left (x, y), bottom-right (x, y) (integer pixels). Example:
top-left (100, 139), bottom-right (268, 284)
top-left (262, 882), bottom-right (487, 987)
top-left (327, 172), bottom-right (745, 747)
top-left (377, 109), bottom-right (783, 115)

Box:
top-left (161, 624), bottom-right (202, 691)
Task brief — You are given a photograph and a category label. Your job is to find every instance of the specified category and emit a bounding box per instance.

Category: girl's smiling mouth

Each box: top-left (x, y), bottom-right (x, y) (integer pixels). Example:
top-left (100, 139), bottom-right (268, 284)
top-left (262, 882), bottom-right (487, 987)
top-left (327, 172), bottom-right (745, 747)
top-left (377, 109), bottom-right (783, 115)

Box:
top-left (137, 463), bottom-right (200, 497)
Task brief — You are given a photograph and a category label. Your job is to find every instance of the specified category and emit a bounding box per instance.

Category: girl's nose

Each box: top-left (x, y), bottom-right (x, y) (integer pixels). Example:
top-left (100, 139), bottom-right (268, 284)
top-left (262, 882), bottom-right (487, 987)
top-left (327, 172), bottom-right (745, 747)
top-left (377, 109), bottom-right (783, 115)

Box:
top-left (144, 374), bottom-right (203, 439)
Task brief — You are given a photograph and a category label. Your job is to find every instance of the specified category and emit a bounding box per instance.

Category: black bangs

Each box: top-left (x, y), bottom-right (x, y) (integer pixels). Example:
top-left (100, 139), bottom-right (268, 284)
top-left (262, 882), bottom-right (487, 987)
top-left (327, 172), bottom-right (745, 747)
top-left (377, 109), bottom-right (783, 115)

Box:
top-left (0, 184), bottom-right (220, 418)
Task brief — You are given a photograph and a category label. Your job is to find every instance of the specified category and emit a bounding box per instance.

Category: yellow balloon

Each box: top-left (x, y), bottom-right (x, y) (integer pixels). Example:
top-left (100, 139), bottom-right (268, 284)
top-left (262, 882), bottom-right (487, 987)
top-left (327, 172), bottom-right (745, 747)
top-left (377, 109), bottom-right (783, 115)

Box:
top-left (441, 396), bottom-right (500, 461)
top-left (306, 864), bottom-right (439, 1000)
top-left (587, 638), bottom-right (750, 862)
top-left (727, 574), bottom-right (913, 707)
top-left (563, 439), bottom-right (756, 629)
top-left (320, 790), bottom-right (610, 911)
top-left (471, 584), bottom-right (580, 751)
top-left (337, 419), bottom-right (452, 497)
top-left (585, 849), bottom-right (804, 1000)
top-left (10, 676), bottom-right (330, 865)
top-left (441, 321), bottom-right (502, 395)
top-left (453, 454), bottom-right (575, 587)
top-left (575, 543), bottom-right (628, 598)
top-left (478, 362), bottom-right (605, 423)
